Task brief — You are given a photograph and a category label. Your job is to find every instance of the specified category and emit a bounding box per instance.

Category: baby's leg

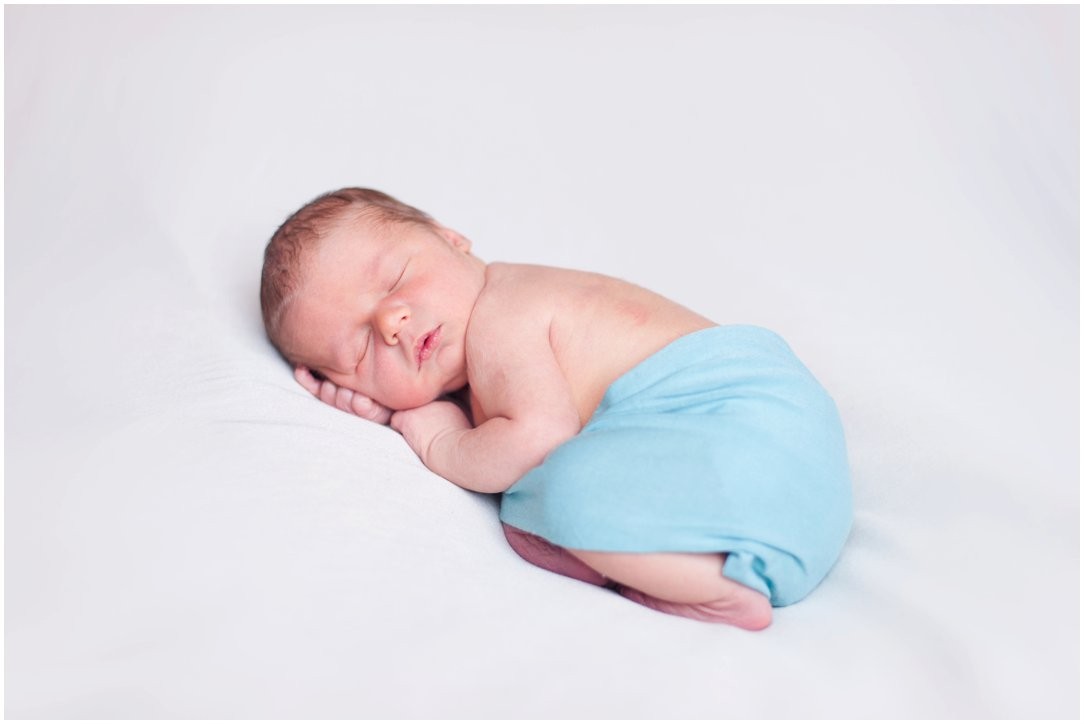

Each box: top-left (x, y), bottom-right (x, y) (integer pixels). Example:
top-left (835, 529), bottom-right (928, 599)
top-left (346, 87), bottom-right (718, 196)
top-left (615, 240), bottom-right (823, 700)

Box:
top-left (501, 524), bottom-right (610, 587)
top-left (569, 549), bottom-right (773, 631)
top-left (502, 525), bottom-right (772, 630)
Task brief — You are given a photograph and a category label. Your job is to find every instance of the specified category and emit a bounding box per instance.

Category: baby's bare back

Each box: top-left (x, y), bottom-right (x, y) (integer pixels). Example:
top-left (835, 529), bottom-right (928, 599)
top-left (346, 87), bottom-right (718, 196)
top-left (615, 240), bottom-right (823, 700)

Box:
top-left (469, 263), bottom-right (714, 427)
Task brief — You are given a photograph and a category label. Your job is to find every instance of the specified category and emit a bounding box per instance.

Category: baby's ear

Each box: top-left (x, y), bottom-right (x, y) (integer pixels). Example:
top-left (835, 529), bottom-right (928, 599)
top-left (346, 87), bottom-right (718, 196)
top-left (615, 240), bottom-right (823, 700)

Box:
top-left (434, 224), bottom-right (472, 254)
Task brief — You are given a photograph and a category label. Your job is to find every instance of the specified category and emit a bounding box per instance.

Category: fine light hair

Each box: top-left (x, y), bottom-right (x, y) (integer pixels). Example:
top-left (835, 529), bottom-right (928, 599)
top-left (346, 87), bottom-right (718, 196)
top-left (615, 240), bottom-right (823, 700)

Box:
top-left (259, 187), bottom-right (436, 350)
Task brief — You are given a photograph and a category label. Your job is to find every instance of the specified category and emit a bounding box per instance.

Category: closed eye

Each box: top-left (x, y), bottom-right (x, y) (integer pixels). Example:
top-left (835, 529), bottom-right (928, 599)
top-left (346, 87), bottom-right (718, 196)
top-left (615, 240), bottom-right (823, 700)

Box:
top-left (390, 261), bottom-right (408, 291)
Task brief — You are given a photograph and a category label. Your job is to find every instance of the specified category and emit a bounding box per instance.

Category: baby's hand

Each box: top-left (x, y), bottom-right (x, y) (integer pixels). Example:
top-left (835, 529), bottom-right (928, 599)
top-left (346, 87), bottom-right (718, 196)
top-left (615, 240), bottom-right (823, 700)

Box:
top-left (390, 400), bottom-right (472, 467)
top-left (293, 366), bottom-right (393, 425)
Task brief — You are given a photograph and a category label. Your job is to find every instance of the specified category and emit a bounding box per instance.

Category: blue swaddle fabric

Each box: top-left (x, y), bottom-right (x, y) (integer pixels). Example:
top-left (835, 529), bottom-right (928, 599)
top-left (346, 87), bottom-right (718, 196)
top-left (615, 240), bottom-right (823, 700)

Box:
top-left (499, 325), bottom-right (852, 607)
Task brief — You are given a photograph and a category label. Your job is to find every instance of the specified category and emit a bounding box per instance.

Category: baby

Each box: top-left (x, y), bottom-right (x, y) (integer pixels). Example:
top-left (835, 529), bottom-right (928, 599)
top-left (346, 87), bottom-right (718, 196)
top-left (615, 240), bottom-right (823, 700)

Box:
top-left (260, 188), bottom-right (852, 630)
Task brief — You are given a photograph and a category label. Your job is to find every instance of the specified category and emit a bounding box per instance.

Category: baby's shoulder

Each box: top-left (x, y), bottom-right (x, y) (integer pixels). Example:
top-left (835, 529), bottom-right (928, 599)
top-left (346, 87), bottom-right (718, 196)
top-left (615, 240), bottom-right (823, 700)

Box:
top-left (481, 261), bottom-right (568, 289)
top-left (480, 262), bottom-right (598, 301)
top-left (474, 262), bottom-right (567, 314)
top-left (466, 263), bottom-right (562, 353)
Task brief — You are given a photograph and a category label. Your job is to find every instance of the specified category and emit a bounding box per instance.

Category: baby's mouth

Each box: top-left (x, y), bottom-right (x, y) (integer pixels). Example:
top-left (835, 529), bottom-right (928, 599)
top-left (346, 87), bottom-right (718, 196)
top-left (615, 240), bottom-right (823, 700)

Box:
top-left (416, 326), bottom-right (442, 369)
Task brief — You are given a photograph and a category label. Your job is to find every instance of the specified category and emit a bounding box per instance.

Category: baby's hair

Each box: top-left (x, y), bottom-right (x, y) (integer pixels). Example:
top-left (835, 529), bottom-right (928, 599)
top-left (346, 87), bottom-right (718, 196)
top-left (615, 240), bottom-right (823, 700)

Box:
top-left (260, 187), bottom-right (436, 347)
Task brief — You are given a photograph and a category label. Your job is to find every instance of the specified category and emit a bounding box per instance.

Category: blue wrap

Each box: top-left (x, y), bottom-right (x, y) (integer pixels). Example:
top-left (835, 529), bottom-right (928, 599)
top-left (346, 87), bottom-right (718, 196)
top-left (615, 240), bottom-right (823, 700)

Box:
top-left (499, 325), bottom-right (852, 606)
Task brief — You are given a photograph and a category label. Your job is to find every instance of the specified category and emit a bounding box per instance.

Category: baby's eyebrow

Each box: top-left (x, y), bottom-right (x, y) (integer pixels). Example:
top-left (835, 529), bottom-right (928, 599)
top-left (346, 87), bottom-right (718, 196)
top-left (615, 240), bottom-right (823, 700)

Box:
top-left (366, 248), bottom-right (386, 276)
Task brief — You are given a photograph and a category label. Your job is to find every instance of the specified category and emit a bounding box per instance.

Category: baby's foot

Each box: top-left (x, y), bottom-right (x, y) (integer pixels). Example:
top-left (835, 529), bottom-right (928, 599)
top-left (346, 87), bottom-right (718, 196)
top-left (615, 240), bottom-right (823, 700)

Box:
top-left (293, 366), bottom-right (393, 425)
top-left (615, 585), bottom-right (773, 630)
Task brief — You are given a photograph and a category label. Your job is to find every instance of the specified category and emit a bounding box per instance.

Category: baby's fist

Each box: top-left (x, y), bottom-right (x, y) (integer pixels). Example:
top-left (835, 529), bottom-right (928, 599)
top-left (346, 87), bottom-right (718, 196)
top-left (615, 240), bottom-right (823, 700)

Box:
top-left (294, 366), bottom-right (393, 425)
top-left (390, 400), bottom-right (471, 465)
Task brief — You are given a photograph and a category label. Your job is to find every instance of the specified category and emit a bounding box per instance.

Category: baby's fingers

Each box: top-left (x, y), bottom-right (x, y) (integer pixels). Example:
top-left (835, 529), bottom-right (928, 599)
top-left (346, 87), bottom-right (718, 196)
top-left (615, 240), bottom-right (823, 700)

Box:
top-left (294, 366), bottom-right (346, 409)
top-left (332, 385), bottom-right (391, 424)
top-left (295, 367), bottom-right (349, 412)
top-left (294, 365), bottom-right (391, 425)
top-left (294, 366), bottom-right (321, 395)
top-left (333, 385), bottom-right (356, 413)
top-left (350, 395), bottom-right (393, 425)
top-left (317, 379), bottom-right (342, 408)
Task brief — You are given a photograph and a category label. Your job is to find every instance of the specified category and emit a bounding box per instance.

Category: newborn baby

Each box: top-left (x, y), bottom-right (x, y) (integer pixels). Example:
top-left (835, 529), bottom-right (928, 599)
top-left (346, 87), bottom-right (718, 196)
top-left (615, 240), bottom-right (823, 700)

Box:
top-left (260, 187), bottom-right (852, 630)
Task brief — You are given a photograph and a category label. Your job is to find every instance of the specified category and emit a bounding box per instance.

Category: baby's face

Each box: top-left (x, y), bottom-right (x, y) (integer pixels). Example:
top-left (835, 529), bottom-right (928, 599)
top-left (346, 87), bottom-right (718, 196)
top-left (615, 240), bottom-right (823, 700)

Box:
top-left (277, 215), bottom-right (486, 410)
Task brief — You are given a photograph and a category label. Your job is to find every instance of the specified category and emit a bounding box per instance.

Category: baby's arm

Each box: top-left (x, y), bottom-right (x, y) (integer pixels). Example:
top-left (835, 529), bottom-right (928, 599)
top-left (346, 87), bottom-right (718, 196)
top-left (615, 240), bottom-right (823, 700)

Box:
top-left (294, 358), bottom-right (576, 494)
top-left (391, 320), bottom-right (580, 495)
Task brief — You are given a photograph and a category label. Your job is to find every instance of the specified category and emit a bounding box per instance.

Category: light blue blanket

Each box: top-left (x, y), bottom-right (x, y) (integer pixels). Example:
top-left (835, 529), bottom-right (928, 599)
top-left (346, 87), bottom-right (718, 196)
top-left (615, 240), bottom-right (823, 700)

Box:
top-left (500, 325), bottom-right (852, 606)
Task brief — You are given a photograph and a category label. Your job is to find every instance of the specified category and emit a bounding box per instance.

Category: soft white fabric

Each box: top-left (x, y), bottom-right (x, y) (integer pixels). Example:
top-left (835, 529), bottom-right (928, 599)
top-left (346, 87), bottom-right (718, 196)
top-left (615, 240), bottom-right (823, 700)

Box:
top-left (5, 5), bottom-right (1078, 718)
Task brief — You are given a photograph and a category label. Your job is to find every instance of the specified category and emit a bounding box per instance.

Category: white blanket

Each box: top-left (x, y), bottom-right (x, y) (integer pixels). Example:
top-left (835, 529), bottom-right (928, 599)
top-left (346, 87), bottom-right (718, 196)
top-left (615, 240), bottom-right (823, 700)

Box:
top-left (6, 5), bottom-right (1078, 717)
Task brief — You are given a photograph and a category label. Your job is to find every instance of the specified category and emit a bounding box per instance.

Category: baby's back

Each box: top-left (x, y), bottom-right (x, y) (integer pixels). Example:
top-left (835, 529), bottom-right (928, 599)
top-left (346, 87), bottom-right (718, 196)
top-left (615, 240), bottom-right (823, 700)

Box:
top-left (476, 263), bottom-right (714, 426)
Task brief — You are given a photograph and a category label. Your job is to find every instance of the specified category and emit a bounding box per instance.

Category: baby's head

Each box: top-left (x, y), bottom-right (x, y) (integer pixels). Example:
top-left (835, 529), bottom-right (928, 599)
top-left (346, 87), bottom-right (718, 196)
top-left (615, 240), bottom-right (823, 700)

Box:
top-left (260, 187), bottom-right (437, 345)
top-left (260, 187), bottom-right (485, 410)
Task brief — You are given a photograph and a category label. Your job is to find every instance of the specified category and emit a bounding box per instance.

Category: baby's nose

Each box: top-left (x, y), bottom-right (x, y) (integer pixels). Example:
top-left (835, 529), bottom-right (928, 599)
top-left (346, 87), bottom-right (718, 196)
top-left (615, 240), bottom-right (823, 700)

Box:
top-left (377, 304), bottom-right (410, 345)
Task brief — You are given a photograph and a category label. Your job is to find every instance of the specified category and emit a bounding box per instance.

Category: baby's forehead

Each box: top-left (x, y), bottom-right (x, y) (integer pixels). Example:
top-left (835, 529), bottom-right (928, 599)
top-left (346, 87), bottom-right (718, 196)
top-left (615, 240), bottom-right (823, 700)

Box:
top-left (302, 215), bottom-right (383, 274)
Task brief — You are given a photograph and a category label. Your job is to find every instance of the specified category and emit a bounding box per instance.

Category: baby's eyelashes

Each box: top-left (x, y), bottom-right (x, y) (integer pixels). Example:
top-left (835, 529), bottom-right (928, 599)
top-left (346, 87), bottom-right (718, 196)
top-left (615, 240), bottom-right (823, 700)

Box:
top-left (391, 262), bottom-right (408, 291)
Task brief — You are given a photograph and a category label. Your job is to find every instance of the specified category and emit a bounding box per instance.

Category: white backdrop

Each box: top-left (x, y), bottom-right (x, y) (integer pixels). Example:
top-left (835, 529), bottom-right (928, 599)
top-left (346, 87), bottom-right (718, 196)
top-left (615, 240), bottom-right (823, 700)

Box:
top-left (6, 5), bottom-right (1079, 718)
